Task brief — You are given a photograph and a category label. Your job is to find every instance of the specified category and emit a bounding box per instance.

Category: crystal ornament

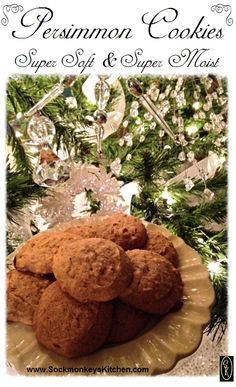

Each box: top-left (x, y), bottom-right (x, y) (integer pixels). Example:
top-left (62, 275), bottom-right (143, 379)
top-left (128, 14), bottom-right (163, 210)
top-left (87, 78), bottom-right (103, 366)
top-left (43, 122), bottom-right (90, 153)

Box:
top-left (159, 93), bottom-right (165, 101)
top-left (178, 133), bottom-right (188, 146)
top-left (16, 112), bottom-right (23, 121)
top-left (204, 123), bottom-right (211, 131)
top-left (94, 75), bottom-right (110, 110)
top-left (127, 77), bottom-right (176, 143)
top-left (176, 91), bottom-right (186, 107)
top-left (93, 109), bottom-right (107, 154)
top-left (164, 85), bottom-right (171, 96)
top-left (93, 75), bottom-right (111, 155)
top-left (131, 101), bottom-right (139, 109)
top-left (119, 138), bottom-right (125, 147)
top-left (127, 78), bottom-right (143, 97)
top-left (172, 116), bottom-right (178, 124)
top-left (27, 114), bottom-right (55, 145)
top-left (184, 178), bottom-right (194, 191)
top-left (130, 109), bottom-right (139, 118)
top-left (199, 111), bottom-right (206, 119)
top-left (65, 96), bottom-right (78, 109)
top-left (147, 84), bottom-right (160, 101)
top-left (219, 96), bottom-right (227, 105)
top-left (34, 163), bottom-right (128, 227)
top-left (187, 151), bottom-right (195, 162)
top-left (93, 110), bottom-right (108, 125)
top-left (24, 83), bottom-right (64, 118)
top-left (33, 147), bottom-right (70, 187)
top-left (136, 124), bottom-right (145, 134)
top-left (170, 90), bottom-right (177, 98)
top-left (178, 151), bottom-right (186, 161)
top-left (124, 133), bottom-right (133, 146)
top-left (144, 112), bottom-right (153, 121)
top-left (203, 188), bottom-right (215, 201)
top-left (160, 100), bottom-right (170, 115)
top-left (177, 117), bottom-right (184, 128)
top-left (110, 158), bottom-right (122, 176)
top-left (203, 103), bottom-right (211, 111)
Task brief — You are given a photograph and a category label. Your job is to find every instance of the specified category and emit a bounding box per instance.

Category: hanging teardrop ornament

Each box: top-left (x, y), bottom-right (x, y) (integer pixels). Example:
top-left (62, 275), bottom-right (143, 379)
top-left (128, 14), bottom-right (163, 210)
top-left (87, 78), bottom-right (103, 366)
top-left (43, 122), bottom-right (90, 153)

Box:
top-left (93, 110), bottom-right (107, 154)
top-left (93, 76), bottom-right (110, 156)
top-left (127, 77), bottom-right (177, 142)
top-left (33, 146), bottom-right (70, 187)
top-left (94, 75), bottom-right (110, 110)
top-left (127, 78), bottom-right (143, 97)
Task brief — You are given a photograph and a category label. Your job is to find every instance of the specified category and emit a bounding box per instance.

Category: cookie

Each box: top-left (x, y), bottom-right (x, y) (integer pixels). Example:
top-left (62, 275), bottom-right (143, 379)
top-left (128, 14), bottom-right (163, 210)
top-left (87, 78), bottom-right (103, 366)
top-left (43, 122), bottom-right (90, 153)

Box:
top-left (119, 249), bottom-right (181, 314)
top-left (52, 238), bottom-right (133, 302)
top-left (107, 300), bottom-right (150, 344)
top-left (145, 229), bottom-right (179, 267)
top-left (94, 213), bottom-right (147, 250)
top-left (64, 224), bottom-right (96, 238)
top-left (33, 282), bottom-right (113, 358)
top-left (7, 270), bottom-right (53, 325)
top-left (14, 231), bottom-right (78, 275)
top-left (151, 269), bottom-right (183, 315)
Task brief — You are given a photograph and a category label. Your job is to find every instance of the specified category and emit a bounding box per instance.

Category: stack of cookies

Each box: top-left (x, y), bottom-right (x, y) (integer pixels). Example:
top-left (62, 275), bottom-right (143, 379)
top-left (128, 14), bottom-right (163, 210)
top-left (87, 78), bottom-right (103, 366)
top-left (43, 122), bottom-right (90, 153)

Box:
top-left (7, 213), bottom-right (183, 358)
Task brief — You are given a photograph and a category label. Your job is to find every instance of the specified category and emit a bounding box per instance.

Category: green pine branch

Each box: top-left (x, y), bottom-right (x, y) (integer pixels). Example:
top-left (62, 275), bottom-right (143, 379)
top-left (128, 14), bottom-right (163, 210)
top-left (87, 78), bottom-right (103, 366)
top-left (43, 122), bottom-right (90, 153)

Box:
top-left (7, 163), bottom-right (46, 223)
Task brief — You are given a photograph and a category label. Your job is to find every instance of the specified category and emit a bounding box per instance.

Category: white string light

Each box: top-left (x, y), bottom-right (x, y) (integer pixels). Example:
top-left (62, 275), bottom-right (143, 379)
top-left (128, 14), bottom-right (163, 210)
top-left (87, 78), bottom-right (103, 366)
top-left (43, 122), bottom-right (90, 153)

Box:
top-left (162, 187), bottom-right (176, 205)
top-left (207, 261), bottom-right (221, 275)
top-left (186, 123), bottom-right (199, 136)
top-left (192, 101), bottom-right (201, 110)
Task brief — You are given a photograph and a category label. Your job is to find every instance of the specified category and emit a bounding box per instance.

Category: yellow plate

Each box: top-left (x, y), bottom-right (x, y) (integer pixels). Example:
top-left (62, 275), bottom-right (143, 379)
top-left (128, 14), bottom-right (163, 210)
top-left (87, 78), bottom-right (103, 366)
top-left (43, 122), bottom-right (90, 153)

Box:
top-left (7, 218), bottom-right (215, 376)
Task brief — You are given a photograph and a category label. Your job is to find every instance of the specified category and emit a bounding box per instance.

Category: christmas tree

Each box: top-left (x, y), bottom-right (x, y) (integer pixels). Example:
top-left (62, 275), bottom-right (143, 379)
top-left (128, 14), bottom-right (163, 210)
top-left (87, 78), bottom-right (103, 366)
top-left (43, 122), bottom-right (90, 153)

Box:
top-left (6, 74), bottom-right (227, 342)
